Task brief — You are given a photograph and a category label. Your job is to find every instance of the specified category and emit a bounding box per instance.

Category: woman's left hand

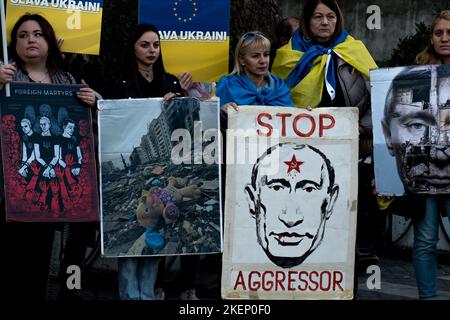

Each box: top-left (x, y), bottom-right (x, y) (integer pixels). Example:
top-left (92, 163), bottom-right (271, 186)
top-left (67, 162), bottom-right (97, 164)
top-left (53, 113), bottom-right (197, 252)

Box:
top-left (76, 79), bottom-right (97, 108)
top-left (178, 72), bottom-right (193, 91)
top-left (163, 92), bottom-right (181, 102)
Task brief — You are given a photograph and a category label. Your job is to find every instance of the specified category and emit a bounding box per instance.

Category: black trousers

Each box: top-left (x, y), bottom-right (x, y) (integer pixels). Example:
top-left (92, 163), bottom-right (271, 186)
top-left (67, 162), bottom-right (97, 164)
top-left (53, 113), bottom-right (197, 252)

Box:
top-left (0, 218), bottom-right (55, 300)
top-left (155, 255), bottom-right (200, 292)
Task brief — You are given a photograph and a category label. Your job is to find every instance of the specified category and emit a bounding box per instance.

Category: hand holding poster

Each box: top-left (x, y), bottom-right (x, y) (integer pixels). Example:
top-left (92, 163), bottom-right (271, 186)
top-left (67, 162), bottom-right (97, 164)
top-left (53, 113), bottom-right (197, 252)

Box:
top-left (0, 83), bottom-right (99, 221)
top-left (6, 0), bottom-right (103, 54)
top-left (371, 65), bottom-right (450, 195)
top-left (222, 106), bottom-right (358, 299)
top-left (98, 97), bottom-right (222, 257)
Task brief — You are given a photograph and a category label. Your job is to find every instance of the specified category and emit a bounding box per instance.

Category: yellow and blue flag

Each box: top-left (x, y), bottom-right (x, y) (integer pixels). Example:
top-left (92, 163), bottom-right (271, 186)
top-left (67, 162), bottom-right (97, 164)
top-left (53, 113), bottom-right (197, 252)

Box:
top-left (6, 0), bottom-right (103, 55)
top-left (139, 0), bottom-right (229, 82)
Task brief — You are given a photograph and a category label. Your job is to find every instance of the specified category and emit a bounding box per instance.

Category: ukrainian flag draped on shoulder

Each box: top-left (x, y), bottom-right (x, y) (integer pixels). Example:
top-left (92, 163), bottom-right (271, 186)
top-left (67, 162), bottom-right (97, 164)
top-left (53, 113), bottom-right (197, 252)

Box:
top-left (216, 73), bottom-right (293, 107)
top-left (272, 28), bottom-right (377, 108)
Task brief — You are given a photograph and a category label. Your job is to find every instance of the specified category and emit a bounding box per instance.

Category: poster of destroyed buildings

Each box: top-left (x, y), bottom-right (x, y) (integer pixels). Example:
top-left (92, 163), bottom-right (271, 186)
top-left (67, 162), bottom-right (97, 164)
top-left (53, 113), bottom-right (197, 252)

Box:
top-left (371, 65), bottom-right (450, 195)
top-left (98, 97), bottom-right (222, 257)
top-left (0, 83), bottom-right (99, 222)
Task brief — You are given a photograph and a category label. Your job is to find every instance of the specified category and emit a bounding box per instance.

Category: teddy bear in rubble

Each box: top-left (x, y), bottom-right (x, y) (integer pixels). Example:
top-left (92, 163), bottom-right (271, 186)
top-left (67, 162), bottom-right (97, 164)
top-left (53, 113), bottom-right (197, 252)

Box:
top-left (136, 176), bottom-right (201, 252)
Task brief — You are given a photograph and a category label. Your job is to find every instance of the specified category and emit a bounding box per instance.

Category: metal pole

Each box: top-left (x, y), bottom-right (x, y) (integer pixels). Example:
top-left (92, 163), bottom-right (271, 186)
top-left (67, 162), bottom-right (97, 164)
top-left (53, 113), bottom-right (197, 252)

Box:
top-left (1, 0), bottom-right (10, 97)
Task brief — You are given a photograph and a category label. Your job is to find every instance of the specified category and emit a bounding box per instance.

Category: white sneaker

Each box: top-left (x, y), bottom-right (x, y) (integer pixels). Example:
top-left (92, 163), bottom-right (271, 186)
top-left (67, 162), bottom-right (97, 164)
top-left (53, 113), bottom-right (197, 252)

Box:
top-left (155, 288), bottom-right (165, 300)
top-left (179, 289), bottom-right (199, 300)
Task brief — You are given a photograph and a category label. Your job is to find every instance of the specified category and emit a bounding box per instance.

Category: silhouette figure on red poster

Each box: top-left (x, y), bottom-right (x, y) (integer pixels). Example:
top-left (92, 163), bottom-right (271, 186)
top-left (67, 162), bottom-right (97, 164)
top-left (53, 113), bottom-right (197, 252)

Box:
top-left (1, 102), bottom-right (96, 221)
top-left (18, 118), bottom-right (35, 178)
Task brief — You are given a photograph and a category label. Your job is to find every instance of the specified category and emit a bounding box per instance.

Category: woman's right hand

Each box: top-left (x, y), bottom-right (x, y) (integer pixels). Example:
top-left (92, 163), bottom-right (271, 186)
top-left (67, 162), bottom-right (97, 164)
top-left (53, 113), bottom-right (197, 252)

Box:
top-left (221, 102), bottom-right (238, 114)
top-left (0, 63), bottom-right (16, 84)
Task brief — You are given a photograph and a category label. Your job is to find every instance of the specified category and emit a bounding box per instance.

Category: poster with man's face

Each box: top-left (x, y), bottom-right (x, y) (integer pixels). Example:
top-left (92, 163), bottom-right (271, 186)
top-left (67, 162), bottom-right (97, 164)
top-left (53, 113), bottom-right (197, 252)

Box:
top-left (371, 65), bottom-right (450, 196)
top-left (0, 83), bottom-right (99, 222)
top-left (222, 106), bottom-right (358, 300)
top-left (98, 98), bottom-right (222, 257)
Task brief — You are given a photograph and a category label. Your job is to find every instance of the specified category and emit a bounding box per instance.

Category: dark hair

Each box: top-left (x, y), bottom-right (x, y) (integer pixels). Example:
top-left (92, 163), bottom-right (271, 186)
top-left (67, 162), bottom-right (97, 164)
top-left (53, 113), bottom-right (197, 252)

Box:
top-left (120, 24), bottom-right (166, 96)
top-left (275, 18), bottom-right (296, 47)
top-left (383, 64), bottom-right (450, 126)
top-left (10, 14), bottom-right (64, 75)
top-left (62, 118), bottom-right (75, 128)
top-left (383, 66), bottom-right (431, 126)
top-left (300, 0), bottom-right (344, 40)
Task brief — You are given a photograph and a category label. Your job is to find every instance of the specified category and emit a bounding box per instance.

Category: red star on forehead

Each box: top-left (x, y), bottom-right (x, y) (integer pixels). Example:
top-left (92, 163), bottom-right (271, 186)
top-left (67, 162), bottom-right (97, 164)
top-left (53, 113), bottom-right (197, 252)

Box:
top-left (284, 155), bottom-right (304, 174)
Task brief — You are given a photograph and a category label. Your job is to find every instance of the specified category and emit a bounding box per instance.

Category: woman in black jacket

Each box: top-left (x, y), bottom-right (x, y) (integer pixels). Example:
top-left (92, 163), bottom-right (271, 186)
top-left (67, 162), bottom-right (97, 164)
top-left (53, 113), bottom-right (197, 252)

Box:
top-left (111, 24), bottom-right (183, 100)
top-left (112, 24), bottom-right (199, 300)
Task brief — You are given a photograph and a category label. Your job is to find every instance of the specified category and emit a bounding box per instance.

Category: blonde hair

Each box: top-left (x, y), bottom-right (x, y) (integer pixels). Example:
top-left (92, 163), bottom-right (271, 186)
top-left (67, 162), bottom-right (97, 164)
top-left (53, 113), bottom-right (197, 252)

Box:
top-left (416, 10), bottom-right (450, 65)
top-left (231, 31), bottom-right (271, 75)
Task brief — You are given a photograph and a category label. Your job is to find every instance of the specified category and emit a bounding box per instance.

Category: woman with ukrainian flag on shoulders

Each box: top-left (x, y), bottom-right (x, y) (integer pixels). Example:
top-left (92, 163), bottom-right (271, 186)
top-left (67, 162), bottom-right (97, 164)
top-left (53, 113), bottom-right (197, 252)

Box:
top-left (216, 31), bottom-right (293, 113)
top-left (272, 0), bottom-right (377, 136)
top-left (272, 0), bottom-right (378, 266)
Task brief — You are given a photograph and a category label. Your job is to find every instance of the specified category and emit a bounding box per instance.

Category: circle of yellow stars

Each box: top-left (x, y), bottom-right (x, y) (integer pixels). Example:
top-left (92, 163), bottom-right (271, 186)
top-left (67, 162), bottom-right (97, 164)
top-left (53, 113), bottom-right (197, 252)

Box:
top-left (173, 0), bottom-right (198, 23)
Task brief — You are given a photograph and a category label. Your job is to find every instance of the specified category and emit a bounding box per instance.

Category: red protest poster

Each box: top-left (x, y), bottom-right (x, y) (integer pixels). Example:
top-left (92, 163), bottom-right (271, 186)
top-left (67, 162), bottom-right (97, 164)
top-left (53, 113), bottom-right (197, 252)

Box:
top-left (1, 83), bottom-right (99, 222)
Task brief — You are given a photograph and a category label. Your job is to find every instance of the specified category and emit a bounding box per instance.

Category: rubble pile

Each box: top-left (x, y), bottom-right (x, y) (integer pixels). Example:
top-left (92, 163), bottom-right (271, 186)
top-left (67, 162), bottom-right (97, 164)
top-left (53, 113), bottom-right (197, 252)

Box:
top-left (102, 161), bottom-right (221, 256)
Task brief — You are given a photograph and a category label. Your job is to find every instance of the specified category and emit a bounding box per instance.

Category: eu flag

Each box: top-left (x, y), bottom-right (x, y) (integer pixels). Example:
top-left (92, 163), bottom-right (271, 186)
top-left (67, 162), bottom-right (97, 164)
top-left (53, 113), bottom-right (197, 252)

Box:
top-left (139, 0), bottom-right (230, 82)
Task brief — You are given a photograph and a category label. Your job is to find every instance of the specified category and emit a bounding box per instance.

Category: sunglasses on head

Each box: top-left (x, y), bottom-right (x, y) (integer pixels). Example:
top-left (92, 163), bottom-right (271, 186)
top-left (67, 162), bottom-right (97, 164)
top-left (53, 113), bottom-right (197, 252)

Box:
top-left (242, 31), bottom-right (265, 41)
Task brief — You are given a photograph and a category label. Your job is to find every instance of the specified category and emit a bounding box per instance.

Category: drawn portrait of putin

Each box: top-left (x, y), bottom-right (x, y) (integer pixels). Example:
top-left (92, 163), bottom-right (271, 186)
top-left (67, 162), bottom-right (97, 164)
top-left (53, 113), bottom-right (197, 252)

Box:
top-left (382, 65), bottom-right (450, 193)
top-left (245, 142), bottom-right (339, 268)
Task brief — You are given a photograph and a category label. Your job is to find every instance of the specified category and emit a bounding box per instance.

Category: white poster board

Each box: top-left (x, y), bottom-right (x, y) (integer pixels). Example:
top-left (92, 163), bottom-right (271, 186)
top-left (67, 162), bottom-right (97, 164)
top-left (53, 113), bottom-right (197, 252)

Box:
top-left (222, 106), bottom-right (358, 299)
top-left (98, 98), bottom-right (222, 257)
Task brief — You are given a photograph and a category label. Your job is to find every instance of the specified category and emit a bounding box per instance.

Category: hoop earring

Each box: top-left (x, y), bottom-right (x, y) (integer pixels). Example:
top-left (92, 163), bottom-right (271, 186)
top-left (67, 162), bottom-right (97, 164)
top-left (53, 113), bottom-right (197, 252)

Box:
top-left (303, 35), bottom-right (311, 42)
